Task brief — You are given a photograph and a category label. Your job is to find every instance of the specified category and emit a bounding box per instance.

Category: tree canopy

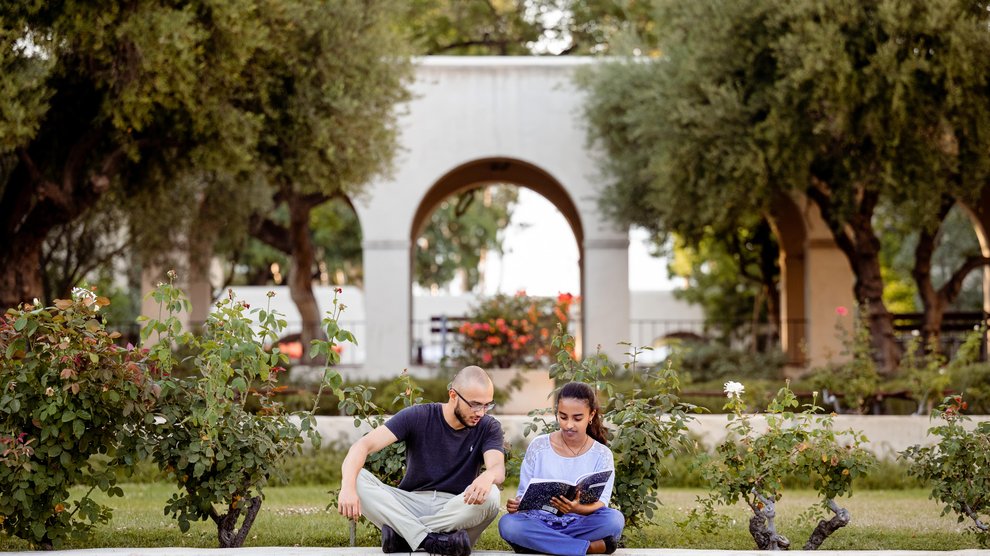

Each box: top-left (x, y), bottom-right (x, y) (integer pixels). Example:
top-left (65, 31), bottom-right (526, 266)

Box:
top-left (581, 0), bottom-right (990, 368)
top-left (0, 0), bottom-right (412, 311)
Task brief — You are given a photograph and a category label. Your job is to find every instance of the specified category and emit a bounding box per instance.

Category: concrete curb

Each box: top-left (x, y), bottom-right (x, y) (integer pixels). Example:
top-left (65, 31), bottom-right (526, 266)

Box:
top-left (1, 549), bottom-right (987, 556)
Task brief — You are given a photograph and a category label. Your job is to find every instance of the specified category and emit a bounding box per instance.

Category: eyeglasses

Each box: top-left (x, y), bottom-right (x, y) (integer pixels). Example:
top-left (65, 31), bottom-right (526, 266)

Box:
top-left (452, 389), bottom-right (496, 413)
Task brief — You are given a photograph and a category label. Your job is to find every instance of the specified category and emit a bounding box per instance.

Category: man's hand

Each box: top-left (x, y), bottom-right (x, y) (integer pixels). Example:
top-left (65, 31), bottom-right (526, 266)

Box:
top-left (506, 496), bottom-right (520, 514)
top-left (338, 486), bottom-right (362, 520)
top-left (463, 472), bottom-right (495, 505)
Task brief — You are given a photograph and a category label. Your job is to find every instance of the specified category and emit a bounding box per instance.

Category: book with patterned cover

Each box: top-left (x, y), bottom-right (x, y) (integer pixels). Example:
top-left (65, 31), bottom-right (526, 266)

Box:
top-left (517, 469), bottom-right (613, 515)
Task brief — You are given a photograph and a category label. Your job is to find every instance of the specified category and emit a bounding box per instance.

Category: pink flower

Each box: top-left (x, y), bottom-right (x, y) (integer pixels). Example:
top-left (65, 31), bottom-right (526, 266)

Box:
top-left (835, 306), bottom-right (849, 316)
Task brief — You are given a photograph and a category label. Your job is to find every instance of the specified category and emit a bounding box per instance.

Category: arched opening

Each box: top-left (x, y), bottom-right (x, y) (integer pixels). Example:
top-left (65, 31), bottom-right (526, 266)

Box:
top-left (409, 157), bottom-right (584, 367)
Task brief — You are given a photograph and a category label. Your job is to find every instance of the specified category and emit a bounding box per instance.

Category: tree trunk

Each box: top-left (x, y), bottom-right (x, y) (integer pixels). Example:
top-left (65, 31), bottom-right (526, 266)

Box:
top-left (806, 182), bottom-right (901, 373)
top-left (912, 194), bottom-right (990, 355)
top-left (804, 499), bottom-right (850, 550)
top-left (851, 244), bottom-right (901, 373)
top-left (286, 190), bottom-right (322, 363)
top-left (215, 495), bottom-right (263, 548)
top-left (0, 235), bottom-right (46, 310)
top-left (747, 492), bottom-right (790, 550)
top-left (913, 216), bottom-right (946, 350)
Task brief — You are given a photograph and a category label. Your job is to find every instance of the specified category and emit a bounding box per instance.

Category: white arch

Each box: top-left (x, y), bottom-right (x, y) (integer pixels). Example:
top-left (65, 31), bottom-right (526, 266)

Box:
top-left (354, 57), bottom-right (629, 376)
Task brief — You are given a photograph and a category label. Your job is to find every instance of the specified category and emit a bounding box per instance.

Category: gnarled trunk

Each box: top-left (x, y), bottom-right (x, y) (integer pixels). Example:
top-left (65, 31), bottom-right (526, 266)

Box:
top-left (748, 492), bottom-right (790, 550)
top-left (913, 194), bottom-right (990, 354)
top-left (212, 495), bottom-right (263, 548)
top-left (804, 499), bottom-right (851, 550)
top-left (807, 182), bottom-right (901, 373)
top-left (0, 237), bottom-right (45, 310)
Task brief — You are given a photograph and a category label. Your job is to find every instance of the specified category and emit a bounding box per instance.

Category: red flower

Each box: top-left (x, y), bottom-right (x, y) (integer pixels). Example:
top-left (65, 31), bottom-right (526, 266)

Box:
top-left (835, 306), bottom-right (849, 316)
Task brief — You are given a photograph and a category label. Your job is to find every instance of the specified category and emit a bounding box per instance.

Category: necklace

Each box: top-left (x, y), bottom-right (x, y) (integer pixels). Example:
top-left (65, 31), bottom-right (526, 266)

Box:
top-left (556, 431), bottom-right (590, 457)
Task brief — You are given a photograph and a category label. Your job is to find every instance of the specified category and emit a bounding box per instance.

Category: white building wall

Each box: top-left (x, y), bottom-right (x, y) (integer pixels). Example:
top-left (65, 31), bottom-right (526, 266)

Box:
top-left (355, 57), bottom-right (631, 376)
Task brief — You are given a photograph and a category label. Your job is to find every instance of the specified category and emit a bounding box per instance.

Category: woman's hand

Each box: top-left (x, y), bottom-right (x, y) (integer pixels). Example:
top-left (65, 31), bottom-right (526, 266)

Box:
top-left (506, 496), bottom-right (520, 514)
top-left (550, 492), bottom-right (581, 515)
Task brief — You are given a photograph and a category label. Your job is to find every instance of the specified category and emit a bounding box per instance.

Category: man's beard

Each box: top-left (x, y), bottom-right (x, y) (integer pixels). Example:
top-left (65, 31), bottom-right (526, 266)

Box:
top-left (454, 404), bottom-right (478, 428)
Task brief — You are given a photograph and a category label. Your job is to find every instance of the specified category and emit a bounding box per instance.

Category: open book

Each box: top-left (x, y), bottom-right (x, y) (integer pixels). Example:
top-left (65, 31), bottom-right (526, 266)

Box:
top-left (517, 469), bottom-right (613, 515)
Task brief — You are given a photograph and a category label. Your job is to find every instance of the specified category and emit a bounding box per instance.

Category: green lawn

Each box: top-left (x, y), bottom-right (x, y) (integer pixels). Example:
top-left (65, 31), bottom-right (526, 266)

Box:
top-left (0, 485), bottom-right (981, 551)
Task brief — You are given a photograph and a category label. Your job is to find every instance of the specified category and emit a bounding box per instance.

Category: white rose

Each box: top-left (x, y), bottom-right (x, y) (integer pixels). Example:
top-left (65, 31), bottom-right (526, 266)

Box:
top-left (723, 381), bottom-right (745, 399)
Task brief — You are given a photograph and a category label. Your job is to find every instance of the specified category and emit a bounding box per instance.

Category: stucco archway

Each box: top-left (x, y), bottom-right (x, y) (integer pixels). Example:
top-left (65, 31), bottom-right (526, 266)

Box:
top-left (355, 57), bottom-right (629, 377)
top-left (409, 157), bottom-right (585, 356)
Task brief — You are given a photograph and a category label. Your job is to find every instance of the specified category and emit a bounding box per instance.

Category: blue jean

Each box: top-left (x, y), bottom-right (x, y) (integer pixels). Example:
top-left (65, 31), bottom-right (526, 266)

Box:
top-left (498, 507), bottom-right (625, 556)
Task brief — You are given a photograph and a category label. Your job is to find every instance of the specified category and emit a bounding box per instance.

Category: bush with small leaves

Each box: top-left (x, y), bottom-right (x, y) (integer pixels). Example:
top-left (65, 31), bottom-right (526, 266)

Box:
top-left (524, 326), bottom-right (700, 528)
top-left (684, 382), bottom-right (875, 550)
top-left (0, 294), bottom-right (157, 549)
top-left (131, 276), bottom-right (351, 548)
top-left (902, 395), bottom-right (990, 547)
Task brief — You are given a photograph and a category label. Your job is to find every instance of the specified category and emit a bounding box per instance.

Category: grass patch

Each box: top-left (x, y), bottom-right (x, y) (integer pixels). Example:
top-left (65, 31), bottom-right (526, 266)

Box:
top-left (0, 485), bottom-right (980, 550)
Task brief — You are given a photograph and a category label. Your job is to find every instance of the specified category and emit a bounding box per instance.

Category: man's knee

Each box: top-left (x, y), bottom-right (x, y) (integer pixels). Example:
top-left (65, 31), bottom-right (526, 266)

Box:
top-left (355, 468), bottom-right (384, 501)
top-left (477, 484), bottom-right (500, 519)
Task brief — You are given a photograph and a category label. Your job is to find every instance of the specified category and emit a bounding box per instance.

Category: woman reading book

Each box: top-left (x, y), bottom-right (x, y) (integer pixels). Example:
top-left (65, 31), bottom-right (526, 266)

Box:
top-left (498, 382), bottom-right (624, 555)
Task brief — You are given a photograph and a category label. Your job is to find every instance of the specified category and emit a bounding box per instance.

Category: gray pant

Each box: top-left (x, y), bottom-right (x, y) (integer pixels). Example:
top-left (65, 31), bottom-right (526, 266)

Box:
top-left (356, 468), bottom-right (501, 549)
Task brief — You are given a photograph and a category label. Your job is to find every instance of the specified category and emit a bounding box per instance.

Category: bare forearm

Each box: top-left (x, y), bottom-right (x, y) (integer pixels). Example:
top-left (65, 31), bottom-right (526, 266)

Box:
top-left (574, 501), bottom-right (604, 515)
top-left (340, 447), bottom-right (369, 491)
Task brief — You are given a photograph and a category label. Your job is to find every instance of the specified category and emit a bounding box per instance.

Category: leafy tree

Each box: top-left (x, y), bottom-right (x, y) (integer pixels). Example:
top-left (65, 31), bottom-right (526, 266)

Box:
top-left (401, 0), bottom-right (543, 55)
top-left (241, 1), bottom-right (411, 357)
top-left (0, 0), bottom-right (273, 309)
top-left (227, 198), bottom-right (363, 288)
top-left (581, 0), bottom-right (990, 371)
top-left (537, 0), bottom-right (660, 55)
top-left (667, 219), bottom-right (781, 350)
top-left (877, 201), bottom-right (987, 347)
top-left (0, 0), bottom-right (411, 331)
top-left (415, 186), bottom-right (517, 292)
top-left (400, 0), bottom-right (658, 56)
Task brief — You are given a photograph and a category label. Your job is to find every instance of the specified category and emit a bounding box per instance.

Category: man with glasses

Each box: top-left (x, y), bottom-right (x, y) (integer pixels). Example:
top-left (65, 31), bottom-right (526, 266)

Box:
top-left (338, 366), bottom-right (505, 556)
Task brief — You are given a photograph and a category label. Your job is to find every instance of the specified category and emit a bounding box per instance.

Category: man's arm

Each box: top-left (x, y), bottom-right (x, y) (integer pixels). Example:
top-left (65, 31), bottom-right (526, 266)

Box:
top-left (463, 448), bottom-right (506, 505)
top-left (337, 424), bottom-right (399, 519)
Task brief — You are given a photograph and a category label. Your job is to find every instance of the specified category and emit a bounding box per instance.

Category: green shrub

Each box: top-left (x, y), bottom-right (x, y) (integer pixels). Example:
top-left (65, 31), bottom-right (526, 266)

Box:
top-left (0, 295), bottom-right (157, 549)
top-left (131, 278), bottom-right (350, 548)
top-left (903, 395), bottom-right (990, 546)
top-left (685, 383), bottom-right (875, 550)
top-left (527, 330), bottom-right (700, 527)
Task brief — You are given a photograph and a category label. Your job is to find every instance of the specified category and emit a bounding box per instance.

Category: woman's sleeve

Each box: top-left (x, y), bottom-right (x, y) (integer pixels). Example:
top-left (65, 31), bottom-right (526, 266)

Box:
top-left (516, 440), bottom-right (539, 498)
top-left (598, 448), bottom-right (616, 507)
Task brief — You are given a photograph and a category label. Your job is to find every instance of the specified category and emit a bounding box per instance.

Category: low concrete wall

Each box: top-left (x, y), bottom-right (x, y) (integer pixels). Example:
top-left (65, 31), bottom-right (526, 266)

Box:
top-left (314, 414), bottom-right (990, 460)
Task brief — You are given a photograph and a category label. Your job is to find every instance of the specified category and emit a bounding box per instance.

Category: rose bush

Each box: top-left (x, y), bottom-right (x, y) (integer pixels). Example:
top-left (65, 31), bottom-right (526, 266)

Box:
top-left (684, 381), bottom-right (875, 550)
top-left (455, 291), bottom-right (576, 368)
top-left (902, 395), bottom-right (990, 546)
top-left (128, 276), bottom-right (351, 548)
top-left (0, 293), bottom-right (158, 549)
top-left (523, 327), bottom-right (700, 527)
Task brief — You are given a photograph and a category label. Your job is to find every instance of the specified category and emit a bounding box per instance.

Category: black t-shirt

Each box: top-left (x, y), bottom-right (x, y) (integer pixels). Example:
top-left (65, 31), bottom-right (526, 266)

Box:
top-left (385, 403), bottom-right (504, 494)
